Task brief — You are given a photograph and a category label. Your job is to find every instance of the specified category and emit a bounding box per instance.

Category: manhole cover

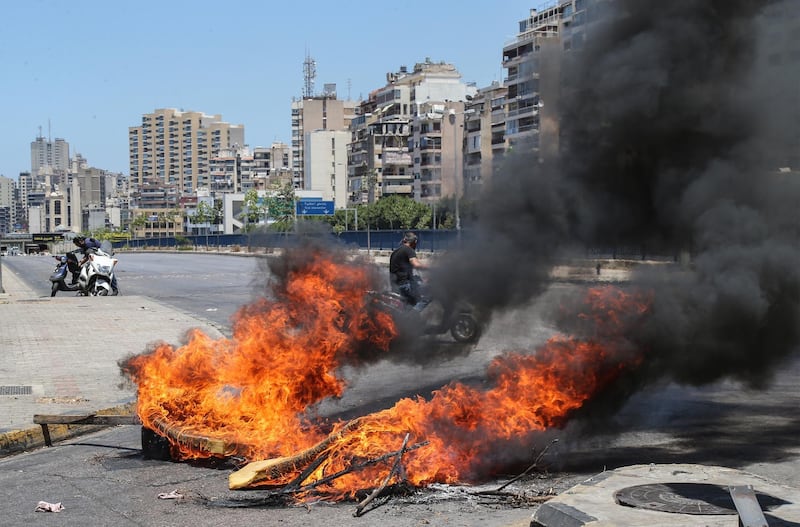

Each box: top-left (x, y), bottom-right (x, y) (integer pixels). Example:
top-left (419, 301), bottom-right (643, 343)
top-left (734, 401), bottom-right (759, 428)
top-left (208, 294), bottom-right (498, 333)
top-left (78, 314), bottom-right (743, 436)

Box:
top-left (615, 483), bottom-right (786, 515)
top-left (0, 385), bottom-right (33, 396)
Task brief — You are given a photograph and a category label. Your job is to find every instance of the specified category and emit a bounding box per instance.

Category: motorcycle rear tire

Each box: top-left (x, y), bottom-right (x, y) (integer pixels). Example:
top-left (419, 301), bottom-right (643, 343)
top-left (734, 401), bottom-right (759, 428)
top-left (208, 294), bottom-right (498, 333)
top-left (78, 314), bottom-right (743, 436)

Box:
top-left (450, 313), bottom-right (480, 343)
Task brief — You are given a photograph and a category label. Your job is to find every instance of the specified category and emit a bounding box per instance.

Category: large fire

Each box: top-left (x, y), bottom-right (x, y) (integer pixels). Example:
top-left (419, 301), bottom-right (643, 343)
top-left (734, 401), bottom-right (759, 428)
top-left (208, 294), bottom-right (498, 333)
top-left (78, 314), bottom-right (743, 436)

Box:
top-left (123, 251), bottom-right (651, 500)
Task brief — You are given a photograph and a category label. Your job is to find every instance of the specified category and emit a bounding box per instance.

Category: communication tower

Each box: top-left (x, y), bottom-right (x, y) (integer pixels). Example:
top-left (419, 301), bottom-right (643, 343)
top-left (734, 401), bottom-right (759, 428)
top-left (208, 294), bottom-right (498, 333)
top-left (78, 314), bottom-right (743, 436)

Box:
top-left (303, 51), bottom-right (316, 98)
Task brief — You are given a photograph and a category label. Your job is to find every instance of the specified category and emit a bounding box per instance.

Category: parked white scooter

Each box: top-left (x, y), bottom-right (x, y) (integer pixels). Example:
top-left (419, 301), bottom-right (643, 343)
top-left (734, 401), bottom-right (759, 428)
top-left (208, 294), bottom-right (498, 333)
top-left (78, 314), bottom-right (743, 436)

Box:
top-left (77, 243), bottom-right (119, 296)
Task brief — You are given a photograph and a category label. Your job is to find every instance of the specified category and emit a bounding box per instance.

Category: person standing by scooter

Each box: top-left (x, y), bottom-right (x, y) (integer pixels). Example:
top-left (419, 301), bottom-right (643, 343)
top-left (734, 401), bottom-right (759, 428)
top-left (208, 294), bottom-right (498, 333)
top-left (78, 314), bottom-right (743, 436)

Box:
top-left (389, 232), bottom-right (428, 308)
top-left (73, 235), bottom-right (119, 295)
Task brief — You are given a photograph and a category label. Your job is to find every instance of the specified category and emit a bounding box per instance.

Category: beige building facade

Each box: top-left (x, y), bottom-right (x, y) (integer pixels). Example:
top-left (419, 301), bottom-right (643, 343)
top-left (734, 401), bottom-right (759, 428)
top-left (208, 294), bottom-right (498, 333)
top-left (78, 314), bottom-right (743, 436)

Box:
top-left (128, 108), bottom-right (244, 195)
top-left (291, 95), bottom-right (357, 190)
top-left (348, 60), bottom-right (476, 206)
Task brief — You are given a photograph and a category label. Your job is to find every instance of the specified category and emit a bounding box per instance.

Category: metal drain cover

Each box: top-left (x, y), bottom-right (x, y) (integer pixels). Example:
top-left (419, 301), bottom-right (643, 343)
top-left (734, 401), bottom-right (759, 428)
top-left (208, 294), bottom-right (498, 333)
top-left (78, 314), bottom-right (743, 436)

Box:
top-left (615, 483), bottom-right (786, 515)
top-left (0, 385), bottom-right (33, 396)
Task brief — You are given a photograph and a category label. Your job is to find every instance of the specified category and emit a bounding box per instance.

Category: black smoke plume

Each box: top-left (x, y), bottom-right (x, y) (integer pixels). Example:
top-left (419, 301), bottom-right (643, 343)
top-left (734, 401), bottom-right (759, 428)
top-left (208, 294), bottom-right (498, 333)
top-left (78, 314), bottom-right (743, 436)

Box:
top-left (432, 0), bottom-right (800, 390)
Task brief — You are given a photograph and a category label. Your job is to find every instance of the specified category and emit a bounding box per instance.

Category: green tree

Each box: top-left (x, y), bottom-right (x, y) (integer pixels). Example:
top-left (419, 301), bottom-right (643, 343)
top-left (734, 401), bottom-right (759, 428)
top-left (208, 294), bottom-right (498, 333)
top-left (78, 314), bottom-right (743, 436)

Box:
top-left (130, 213), bottom-right (150, 242)
top-left (242, 189), bottom-right (265, 231)
top-left (165, 207), bottom-right (182, 235)
top-left (190, 200), bottom-right (216, 246)
top-left (263, 183), bottom-right (296, 232)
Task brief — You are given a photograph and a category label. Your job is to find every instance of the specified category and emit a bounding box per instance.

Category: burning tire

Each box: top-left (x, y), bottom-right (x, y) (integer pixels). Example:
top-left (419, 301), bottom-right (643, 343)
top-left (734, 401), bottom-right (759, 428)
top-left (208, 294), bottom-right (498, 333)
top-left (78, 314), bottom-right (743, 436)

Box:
top-left (141, 427), bottom-right (172, 461)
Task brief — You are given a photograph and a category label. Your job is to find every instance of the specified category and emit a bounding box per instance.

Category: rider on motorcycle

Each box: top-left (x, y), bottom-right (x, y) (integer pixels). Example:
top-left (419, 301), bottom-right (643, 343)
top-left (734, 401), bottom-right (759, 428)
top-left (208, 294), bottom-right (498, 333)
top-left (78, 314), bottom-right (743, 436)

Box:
top-left (73, 235), bottom-right (119, 295)
top-left (389, 232), bottom-right (428, 309)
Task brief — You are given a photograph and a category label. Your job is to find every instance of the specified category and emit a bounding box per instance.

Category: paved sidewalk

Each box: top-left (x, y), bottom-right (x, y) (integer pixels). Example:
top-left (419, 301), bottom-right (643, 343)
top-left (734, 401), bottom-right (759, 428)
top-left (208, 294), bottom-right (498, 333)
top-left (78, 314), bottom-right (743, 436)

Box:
top-left (0, 261), bottom-right (224, 455)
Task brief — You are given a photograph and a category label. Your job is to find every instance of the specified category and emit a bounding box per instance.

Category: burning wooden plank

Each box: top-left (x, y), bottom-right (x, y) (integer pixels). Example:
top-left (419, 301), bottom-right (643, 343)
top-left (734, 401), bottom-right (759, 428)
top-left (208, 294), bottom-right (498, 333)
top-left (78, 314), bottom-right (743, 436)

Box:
top-left (229, 417), bottom-right (363, 490)
top-left (354, 433), bottom-right (410, 516)
top-left (148, 413), bottom-right (233, 457)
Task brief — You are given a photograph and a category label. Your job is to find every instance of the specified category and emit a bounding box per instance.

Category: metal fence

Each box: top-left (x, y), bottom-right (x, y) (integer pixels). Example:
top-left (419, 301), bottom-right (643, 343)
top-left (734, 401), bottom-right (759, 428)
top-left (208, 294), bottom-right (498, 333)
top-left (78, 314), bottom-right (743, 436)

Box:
top-left (116, 229), bottom-right (464, 253)
top-left (115, 229), bottom-right (682, 262)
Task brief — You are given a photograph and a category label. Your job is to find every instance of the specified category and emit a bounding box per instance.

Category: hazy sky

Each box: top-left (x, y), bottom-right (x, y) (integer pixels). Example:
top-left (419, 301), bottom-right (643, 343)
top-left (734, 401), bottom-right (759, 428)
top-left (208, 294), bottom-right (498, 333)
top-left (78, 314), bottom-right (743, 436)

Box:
top-left (0, 0), bottom-right (535, 180)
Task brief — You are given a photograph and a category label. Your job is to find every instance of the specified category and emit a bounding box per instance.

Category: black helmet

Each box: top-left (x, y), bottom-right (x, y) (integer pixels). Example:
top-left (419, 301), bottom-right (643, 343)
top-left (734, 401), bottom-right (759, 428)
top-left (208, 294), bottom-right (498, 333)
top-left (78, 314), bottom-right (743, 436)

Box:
top-left (403, 232), bottom-right (418, 245)
top-left (73, 235), bottom-right (86, 246)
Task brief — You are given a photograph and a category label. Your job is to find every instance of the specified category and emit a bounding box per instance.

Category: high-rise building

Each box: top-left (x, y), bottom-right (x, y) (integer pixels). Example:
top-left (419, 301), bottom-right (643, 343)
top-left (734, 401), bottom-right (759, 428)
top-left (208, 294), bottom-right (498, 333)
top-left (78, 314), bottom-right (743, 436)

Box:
top-left (304, 130), bottom-right (349, 207)
top-left (0, 175), bottom-right (13, 209)
top-left (502, 5), bottom-right (562, 153)
top-left (348, 59), bottom-right (476, 205)
top-left (0, 175), bottom-right (14, 235)
top-left (30, 136), bottom-right (70, 175)
top-left (463, 81), bottom-right (508, 196)
top-left (291, 91), bottom-right (357, 190)
top-left (128, 108), bottom-right (245, 195)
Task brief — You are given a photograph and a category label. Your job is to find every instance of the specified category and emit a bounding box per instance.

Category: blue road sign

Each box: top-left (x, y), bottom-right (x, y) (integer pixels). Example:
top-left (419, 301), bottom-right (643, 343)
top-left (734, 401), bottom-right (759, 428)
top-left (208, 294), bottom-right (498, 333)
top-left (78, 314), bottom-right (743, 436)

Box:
top-left (296, 200), bottom-right (334, 215)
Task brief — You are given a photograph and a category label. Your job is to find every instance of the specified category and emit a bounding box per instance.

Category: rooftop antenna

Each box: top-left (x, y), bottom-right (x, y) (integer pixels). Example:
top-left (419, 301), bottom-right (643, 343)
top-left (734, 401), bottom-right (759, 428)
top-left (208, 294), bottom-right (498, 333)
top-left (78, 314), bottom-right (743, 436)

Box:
top-left (48, 119), bottom-right (51, 141)
top-left (303, 49), bottom-right (316, 98)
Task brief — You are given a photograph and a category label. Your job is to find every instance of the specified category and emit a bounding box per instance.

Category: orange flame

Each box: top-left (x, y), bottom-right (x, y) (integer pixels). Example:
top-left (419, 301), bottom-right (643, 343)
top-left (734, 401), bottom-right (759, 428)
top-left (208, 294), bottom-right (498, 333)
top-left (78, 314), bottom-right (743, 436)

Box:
top-left (124, 252), bottom-right (651, 499)
top-left (125, 252), bottom-right (396, 460)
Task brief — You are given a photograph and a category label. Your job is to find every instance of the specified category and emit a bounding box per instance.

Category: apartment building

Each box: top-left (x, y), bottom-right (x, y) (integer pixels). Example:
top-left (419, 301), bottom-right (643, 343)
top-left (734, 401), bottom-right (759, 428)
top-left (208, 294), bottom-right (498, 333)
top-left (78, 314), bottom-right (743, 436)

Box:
top-left (502, 5), bottom-right (562, 153)
top-left (44, 191), bottom-right (69, 232)
top-left (128, 178), bottom-right (181, 239)
top-left (208, 147), bottom-right (252, 194)
top-left (16, 172), bottom-right (32, 229)
top-left (347, 91), bottom-right (412, 204)
top-left (128, 108), bottom-right (245, 195)
top-left (252, 143), bottom-right (292, 190)
top-left (463, 81), bottom-right (508, 196)
top-left (291, 92), bottom-right (357, 190)
top-left (204, 143), bottom-right (293, 195)
top-left (0, 175), bottom-right (14, 234)
top-left (348, 60), bottom-right (476, 206)
top-left (304, 130), bottom-right (349, 207)
top-left (30, 136), bottom-right (70, 175)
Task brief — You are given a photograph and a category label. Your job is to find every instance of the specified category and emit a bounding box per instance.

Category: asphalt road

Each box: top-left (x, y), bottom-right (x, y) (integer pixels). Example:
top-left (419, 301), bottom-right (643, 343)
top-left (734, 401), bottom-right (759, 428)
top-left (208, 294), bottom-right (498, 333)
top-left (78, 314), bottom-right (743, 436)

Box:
top-left (2, 251), bottom-right (800, 526)
top-left (1, 251), bottom-right (264, 334)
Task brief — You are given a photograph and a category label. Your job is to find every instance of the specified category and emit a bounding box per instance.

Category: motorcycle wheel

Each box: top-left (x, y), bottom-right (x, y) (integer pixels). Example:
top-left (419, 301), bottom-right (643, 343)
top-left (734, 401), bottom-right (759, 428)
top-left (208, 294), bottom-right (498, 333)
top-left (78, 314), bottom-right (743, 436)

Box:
top-left (51, 282), bottom-right (59, 297)
top-left (450, 313), bottom-right (480, 343)
top-left (96, 288), bottom-right (109, 296)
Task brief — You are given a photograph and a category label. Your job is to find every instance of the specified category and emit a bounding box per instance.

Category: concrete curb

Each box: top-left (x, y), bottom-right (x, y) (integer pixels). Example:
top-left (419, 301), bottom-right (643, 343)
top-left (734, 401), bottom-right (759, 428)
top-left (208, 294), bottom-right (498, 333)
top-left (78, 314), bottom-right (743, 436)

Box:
top-left (530, 463), bottom-right (800, 526)
top-left (0, 402), bottom-right (137, 458)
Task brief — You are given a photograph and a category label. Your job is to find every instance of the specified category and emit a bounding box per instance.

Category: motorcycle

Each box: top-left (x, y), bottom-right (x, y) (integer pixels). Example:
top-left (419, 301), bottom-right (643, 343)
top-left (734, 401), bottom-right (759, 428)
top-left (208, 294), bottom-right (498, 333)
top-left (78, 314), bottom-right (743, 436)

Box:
top-left (76, 247), bottom-right (119, 296)
top-left (49, 251), bottom-right (82, 297)
top-left (368, 279), bottom-right (482, 343)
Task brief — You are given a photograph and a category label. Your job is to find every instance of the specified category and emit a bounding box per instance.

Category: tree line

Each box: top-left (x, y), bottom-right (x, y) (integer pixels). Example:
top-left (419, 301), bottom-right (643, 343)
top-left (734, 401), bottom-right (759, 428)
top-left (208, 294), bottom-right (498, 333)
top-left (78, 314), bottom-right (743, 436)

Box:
top-left (87, 184), bottom-right (470, 241)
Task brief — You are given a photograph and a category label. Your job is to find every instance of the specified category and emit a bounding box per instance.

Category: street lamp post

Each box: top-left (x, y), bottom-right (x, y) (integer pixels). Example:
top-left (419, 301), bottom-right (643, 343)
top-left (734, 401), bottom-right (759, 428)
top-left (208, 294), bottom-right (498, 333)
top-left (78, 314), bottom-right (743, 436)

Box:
top-left (344, 208), bottom-right (358, 231)
top-left (448, 108), bottom-right (475, 241)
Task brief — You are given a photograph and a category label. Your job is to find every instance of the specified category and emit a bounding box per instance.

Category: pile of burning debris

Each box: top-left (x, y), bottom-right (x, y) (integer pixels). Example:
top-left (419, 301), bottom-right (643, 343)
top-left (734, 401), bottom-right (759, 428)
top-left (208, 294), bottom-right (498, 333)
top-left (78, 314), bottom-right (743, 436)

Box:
top-left (119, 249), bottom-right (649, 511)
top-left (140, 419), bottom-right (562, 514)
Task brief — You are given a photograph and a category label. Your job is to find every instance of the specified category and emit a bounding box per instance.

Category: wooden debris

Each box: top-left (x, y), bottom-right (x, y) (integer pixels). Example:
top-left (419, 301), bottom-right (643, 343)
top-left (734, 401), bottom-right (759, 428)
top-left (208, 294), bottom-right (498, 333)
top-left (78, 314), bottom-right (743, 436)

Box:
top-left (494, 438), bottom-right (559, 492)
top-left (148, 413), bottom-right (232, 457)
top-left (229, 417), bottom-right (364, 490)
top-left (33, 413), bottom-right (140, 447)
top-left (354, 433), bottom-right (410, 517)
top-left (295, 440), bottom-right (427, 494)
top-left (202, 441), bottom-right (429, 509)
